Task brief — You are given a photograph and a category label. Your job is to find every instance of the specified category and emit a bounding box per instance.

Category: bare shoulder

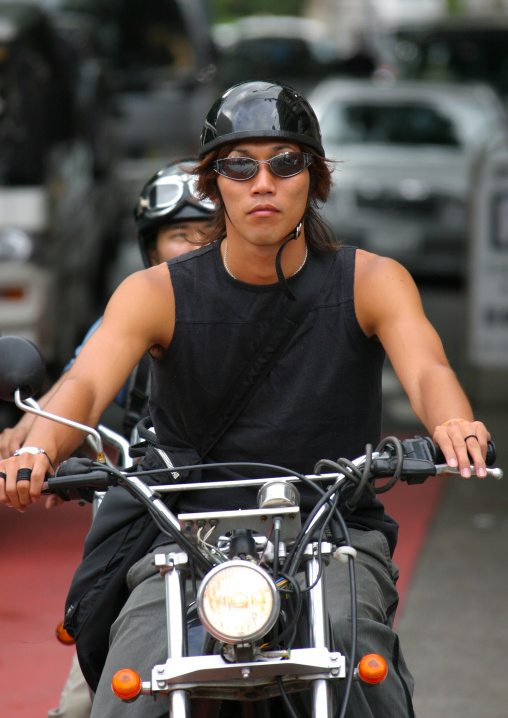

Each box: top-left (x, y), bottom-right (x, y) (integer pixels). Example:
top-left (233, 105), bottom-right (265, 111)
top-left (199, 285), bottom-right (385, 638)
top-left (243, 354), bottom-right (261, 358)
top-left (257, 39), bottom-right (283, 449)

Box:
top-left (109, 263), bottom-right (172, 307)
top-left (354, 249), bottom-right (423, 337)
top-left (355, 248), bottom-right (414, 285)
top-left (103, 262), bottom-right (175, 350)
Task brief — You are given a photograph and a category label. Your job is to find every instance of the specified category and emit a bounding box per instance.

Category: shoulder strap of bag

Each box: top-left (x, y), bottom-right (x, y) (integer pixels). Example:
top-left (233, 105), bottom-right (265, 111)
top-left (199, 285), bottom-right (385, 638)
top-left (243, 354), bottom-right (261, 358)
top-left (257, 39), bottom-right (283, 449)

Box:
top-left (199, 249), bottom-right (335, 459)
top-left (123, 353), bottom-right (151, 437)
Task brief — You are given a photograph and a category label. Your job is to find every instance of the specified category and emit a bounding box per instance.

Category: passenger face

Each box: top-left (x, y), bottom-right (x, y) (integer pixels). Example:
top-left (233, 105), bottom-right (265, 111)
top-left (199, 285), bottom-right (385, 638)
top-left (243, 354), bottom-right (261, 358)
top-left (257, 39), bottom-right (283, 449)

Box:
top-left (148, 220), bottom-right (210, 265)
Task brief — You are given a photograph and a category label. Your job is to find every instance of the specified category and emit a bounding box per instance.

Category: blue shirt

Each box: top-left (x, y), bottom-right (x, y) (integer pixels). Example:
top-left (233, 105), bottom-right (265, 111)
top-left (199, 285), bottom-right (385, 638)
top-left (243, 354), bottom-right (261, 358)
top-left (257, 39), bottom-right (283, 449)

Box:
top-left (63, 316), bottom-right (129, 406)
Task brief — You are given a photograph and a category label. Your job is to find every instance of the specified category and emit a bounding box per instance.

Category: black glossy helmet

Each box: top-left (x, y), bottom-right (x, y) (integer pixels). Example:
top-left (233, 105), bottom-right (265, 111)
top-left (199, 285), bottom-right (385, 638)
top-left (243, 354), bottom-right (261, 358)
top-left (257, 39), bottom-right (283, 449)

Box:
top-left (198, 80), bottom-right (325, 158)
top-left (134, 158), bottom-right (216, 267)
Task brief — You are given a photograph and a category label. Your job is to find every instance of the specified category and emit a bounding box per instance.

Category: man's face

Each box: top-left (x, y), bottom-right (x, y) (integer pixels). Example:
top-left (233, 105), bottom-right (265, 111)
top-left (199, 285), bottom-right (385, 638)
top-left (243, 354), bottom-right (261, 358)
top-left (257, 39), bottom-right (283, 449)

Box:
top-left (148, 220), bottom-right (209, 265)
top-left (216, 140), bottom-right (310, 250)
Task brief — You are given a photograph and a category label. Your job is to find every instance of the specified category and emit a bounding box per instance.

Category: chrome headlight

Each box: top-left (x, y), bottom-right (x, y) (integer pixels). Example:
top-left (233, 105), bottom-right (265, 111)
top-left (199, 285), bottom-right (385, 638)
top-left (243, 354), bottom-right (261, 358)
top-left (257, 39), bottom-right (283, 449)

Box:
top-left (0, 228), bottom-right (34, 261)
top-left (197, 561), bottom-right (280, 644)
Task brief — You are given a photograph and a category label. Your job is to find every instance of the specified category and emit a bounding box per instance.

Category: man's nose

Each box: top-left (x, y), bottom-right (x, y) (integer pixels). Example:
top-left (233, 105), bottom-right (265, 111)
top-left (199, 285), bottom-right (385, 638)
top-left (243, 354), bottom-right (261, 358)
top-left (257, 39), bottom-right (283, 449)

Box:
top-left (251, 162), bottom-right (275, 193)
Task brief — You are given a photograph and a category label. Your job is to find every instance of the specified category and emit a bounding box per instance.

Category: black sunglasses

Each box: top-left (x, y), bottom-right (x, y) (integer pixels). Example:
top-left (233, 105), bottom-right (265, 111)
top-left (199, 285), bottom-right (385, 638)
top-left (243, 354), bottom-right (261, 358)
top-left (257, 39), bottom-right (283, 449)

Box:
top-left (213, 151), bottom-right (314, 181)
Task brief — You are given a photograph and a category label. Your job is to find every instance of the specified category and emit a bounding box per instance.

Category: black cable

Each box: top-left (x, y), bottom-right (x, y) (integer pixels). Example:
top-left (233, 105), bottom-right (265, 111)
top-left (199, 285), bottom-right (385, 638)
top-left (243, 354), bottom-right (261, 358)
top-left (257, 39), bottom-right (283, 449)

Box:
top-left (126, 461), bottom-right (311, 483)
top-left (273, 518), bottom-right (281, 583)
top-left (329, 505), bottom-right (357, 718)
top-left (284, 478), bottom-right (345, 577)
top-left (301, 492), bottom-right (340, 594)
top-left (373, 436), bottom-right (403, 493)
top-left (338, 553), bottom-right (357, 718)
top-left (346, 444), bottom-right (374, 506)
top-left (276, 676), bottom-right (301, 718)
top-left (103, 462), bottom-right (213, 572)
top-left (265, 572), bottom-right (302, 650)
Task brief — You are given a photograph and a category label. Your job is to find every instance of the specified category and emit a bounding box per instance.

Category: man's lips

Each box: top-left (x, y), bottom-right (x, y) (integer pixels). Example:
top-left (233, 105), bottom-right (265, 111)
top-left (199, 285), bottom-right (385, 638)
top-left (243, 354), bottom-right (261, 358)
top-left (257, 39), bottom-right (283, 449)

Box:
top-left (248, 204), bottom-right (279, 217)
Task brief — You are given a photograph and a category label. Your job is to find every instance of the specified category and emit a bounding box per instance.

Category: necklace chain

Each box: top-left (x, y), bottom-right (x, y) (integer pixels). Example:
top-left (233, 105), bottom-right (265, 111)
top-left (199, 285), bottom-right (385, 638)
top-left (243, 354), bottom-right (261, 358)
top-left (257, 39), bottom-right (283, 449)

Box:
top-left (223, 240), bottom-right (308, 280)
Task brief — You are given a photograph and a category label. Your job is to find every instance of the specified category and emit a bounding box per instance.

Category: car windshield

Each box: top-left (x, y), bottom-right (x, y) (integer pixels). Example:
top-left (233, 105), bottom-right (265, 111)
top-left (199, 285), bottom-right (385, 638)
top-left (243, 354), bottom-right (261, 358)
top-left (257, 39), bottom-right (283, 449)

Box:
top-left (319, 96), bottom-right (503, 149)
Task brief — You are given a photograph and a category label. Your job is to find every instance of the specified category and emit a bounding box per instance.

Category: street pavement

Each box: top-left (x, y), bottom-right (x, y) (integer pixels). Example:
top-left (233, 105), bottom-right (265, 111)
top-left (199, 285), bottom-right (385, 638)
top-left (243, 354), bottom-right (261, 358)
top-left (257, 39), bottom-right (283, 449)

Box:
top-left (394, 404), bottom-right (508, 718)
top-left (388, 284), bottom-right (508, 718)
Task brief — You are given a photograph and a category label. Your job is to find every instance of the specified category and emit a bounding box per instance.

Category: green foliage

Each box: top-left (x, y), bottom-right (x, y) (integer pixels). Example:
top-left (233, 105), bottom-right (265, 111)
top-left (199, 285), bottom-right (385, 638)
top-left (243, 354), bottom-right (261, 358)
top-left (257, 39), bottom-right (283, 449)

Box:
top-left (444, 0), bottom-right (466, 14)
top-left (209, 0), bottom-right (305, 23)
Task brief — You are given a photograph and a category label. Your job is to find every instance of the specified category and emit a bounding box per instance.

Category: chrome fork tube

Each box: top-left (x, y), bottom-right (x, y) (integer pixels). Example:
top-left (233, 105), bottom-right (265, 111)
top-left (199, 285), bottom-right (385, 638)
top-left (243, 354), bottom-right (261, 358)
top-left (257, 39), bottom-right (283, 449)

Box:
top-left (163, 554), bottom-right (190, 718)
top-left (306, 548), bottom-right (332, 718)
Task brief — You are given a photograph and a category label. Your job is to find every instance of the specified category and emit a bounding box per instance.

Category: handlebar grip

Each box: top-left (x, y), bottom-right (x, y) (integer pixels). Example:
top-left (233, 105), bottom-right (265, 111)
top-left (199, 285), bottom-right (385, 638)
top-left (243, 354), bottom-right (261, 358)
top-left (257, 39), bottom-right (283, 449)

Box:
top-left (45, 470), bottom-right (111, 503)
top-left (433, 439), bottom-right (497, 466)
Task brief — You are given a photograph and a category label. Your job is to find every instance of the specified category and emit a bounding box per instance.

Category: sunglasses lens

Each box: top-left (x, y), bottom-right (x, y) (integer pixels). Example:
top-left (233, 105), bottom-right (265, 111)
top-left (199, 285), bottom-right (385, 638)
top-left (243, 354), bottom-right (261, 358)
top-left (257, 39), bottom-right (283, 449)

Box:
top-left (217, 158), bottom-right (257, 180)
top-left (270, 152), bottom-right (311, 177)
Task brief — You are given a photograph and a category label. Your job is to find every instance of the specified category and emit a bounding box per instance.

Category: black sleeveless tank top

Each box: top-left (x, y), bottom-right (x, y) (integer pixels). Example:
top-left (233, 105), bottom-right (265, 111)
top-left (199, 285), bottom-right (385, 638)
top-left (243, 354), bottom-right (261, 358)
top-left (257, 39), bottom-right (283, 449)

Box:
top-left (150, 241), bottom-right (398, 553)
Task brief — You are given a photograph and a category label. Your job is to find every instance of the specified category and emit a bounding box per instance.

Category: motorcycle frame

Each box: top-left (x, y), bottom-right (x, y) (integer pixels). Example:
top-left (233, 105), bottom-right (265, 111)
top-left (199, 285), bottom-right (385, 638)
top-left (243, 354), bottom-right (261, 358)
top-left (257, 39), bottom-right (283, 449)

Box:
top-left (114, 471), bottom-right (350, 717)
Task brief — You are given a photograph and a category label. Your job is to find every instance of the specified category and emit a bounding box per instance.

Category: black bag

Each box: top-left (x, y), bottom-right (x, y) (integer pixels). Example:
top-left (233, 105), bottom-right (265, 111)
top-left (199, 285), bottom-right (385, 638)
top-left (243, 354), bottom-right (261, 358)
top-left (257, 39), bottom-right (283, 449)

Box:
top-left (64, 439), bottom-right (201, 691)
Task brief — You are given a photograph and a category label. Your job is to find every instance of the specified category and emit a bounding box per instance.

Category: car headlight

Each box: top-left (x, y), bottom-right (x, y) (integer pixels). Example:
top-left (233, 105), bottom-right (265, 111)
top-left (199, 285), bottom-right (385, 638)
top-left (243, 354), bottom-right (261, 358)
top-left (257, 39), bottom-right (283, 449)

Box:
top-left (0, 228), bottom-right (34, 261)
top-left (197, 561), bottom-right (280, 644)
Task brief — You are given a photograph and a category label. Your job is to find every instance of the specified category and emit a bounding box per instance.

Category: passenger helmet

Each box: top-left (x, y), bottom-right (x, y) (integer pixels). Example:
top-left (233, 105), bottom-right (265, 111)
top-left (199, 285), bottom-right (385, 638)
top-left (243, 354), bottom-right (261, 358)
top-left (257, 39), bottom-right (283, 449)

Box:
top-left (134, 158), bottom-right (216, 267)
top-left (198, 80), bottom-right (325, 158)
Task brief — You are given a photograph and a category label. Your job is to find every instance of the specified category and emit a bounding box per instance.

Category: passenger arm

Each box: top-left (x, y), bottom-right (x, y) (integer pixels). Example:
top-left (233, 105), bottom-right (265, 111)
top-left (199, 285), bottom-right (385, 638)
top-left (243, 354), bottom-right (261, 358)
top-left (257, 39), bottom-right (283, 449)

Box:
top-left (0, 263), bottom-right (174, 510)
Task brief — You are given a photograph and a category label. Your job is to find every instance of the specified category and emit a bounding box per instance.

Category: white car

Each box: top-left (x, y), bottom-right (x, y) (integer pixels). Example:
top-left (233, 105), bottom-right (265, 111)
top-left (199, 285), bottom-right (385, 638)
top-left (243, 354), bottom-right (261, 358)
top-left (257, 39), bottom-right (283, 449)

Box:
top-left (309, 78), bottom-right (508, 279)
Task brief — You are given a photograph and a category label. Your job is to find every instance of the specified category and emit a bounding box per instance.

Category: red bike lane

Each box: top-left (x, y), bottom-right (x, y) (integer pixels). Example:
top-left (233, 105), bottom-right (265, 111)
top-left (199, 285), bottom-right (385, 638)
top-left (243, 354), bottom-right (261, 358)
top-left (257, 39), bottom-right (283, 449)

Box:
top-left (0, 501), bottom-right (92, 717)
top-left (0, 478), bottom-right (445, 717)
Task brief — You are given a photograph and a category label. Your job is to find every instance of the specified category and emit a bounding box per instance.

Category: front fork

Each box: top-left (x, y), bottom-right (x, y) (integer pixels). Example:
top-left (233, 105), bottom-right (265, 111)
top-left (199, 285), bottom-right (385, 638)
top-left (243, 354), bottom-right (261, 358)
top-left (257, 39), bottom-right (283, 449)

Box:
top-left (154, 544), bottom-right (334, 718)
top-left (305, 542), bottom-right (334, 718)
top-left (154, 550), bottom-right (190, 718)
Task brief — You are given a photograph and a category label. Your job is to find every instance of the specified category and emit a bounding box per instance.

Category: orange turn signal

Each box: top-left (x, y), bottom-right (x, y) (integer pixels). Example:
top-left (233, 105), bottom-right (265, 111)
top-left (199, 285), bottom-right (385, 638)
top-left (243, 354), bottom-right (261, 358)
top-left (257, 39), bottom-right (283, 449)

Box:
top-left (357, 653), bottom-right (388, 684)
top-left (55, 621), bottom-right (75, 645)
top-left (112, 668), bottom-right (142, 701)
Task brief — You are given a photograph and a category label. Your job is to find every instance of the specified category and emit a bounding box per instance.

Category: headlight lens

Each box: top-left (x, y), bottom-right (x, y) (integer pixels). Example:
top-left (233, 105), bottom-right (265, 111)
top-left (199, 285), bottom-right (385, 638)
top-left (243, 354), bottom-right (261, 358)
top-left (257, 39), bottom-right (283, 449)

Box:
top-left (0, 228), bottom-right (34, 261)
top-left (197, 561), bottom-right (279, 644)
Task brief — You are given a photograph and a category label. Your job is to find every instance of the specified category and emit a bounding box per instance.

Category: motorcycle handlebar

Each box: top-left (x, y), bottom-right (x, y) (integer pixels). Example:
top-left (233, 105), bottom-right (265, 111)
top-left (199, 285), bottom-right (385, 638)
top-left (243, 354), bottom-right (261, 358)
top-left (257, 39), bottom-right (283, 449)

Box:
top-left (42, 437), bottom-right (501, 501)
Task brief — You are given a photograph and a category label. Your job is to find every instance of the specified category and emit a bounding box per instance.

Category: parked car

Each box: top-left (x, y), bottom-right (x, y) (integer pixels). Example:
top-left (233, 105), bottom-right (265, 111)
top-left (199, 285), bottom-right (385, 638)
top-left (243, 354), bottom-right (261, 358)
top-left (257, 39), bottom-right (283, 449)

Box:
top-left (0, 1), bottom-right (121, 370)
top-left (309, 78), bottom-right (508, 280)
top-left (212, 15), bottom-right (344, 96)
top-left (32, 0), bottom-right (221, 273)
top-left (30, 0), bottom-right (219, 159)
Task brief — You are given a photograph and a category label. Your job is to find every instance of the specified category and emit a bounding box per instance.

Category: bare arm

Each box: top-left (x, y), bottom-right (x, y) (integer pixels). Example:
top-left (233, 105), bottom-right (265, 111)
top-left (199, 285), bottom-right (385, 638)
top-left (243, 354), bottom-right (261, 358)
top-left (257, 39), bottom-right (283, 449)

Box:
top-left (0, 263), bottom-right (174, 510)
top-left (0, 379), bottom-right (65, 458)
top-left (0, 318), bottom-right (106, 459)
top-left (354, 250), bottom-right (490, 478)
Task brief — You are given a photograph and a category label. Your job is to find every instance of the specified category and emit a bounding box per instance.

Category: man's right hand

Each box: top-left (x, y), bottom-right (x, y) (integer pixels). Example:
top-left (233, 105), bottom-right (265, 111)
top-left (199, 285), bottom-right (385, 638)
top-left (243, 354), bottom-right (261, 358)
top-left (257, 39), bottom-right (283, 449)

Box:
top-left (0, 452), bottom-right (52, 511)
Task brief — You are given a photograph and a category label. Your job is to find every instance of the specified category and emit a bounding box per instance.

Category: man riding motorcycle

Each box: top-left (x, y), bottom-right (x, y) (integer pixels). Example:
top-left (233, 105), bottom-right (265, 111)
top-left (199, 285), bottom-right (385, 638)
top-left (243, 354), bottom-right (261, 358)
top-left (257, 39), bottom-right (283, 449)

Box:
top-left (0, 81), bottom-right (490, 718)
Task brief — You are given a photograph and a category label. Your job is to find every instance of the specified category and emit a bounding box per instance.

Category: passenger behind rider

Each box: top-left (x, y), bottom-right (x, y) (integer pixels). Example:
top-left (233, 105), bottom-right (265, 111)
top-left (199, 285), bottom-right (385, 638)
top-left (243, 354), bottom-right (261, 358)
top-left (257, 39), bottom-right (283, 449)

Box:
top-left (0, 158), bottom-right (215, 461)
top-left (0, 82), bottom-right (491, 718)
top-left (0, 158), bottom-right (214, 718)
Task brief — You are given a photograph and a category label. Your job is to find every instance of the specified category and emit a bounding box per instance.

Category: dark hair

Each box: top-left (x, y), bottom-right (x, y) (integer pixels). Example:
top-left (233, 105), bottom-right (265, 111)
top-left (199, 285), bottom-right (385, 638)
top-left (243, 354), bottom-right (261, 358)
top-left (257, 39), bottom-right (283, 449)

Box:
top-left (192, 144), bottom-right (339, 252)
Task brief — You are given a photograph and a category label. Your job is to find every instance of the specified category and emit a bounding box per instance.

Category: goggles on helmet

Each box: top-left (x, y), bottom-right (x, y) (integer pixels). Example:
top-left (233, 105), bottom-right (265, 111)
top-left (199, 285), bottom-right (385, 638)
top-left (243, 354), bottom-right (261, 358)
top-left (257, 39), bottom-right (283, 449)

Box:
top-left (214, 151), bottom-right (314, 181)
top-left (136, 173), bottom-right (216, 219)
